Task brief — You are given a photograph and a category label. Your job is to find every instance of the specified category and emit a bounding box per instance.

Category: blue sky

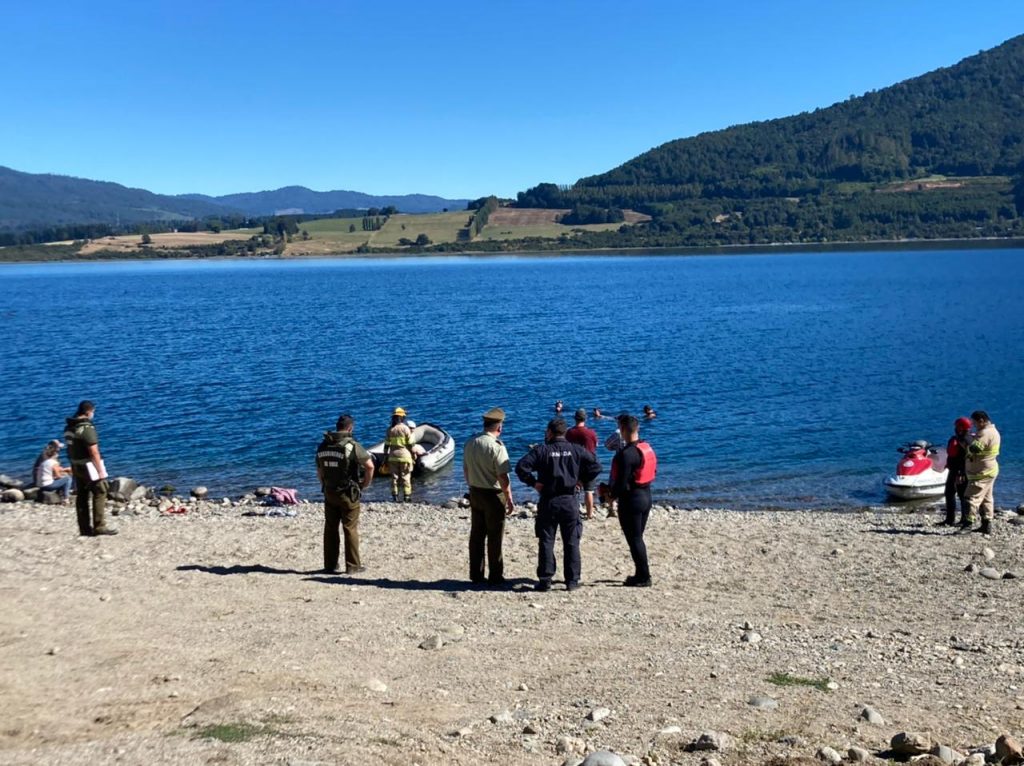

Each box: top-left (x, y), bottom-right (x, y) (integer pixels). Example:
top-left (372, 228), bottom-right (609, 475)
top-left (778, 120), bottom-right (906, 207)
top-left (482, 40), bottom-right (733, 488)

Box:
top-left (3, 0), bottom-right (1023, 200)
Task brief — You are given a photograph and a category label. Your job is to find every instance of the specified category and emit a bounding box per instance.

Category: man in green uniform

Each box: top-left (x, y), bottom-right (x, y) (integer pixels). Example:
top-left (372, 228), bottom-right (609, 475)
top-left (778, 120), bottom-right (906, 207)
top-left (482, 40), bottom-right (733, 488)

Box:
top-left (64, 400), bottom-right (117, 536)
top-left (463, 407), bottom-right (516, 586)
top-left (316, 413), bottom-right (375, 574)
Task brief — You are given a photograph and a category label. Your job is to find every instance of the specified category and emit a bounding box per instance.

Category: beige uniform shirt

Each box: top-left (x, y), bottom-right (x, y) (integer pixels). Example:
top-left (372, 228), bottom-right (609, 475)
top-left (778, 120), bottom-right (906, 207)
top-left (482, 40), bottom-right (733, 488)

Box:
top-left (965, 423), bottom-right (1001, 480)
top-left (463, 431), bottom-right (511, 490)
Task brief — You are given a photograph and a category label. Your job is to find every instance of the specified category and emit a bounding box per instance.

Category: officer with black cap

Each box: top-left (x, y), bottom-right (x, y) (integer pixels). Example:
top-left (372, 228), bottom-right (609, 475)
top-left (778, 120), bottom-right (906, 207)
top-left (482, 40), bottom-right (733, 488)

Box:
top-left (515, 418), bottom-right (601, 592)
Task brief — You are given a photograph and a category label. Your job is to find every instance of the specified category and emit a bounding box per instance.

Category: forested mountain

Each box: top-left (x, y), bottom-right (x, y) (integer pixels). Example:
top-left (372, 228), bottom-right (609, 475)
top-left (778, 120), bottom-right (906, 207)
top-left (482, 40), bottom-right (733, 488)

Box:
top-left (516, 34), bottom-right (1024, 246)
top-left (0, 166), bottom-right (234, 231)
top-left (0, 167), bottom-right (467, 233)
top-left (182, 186), bottom-right (467, 216)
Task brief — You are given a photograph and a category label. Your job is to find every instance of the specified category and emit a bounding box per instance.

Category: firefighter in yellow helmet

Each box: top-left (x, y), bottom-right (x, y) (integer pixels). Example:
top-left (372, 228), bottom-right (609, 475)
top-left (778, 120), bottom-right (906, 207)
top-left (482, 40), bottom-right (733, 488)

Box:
top-left (384, 407), bottom-right (415, 502)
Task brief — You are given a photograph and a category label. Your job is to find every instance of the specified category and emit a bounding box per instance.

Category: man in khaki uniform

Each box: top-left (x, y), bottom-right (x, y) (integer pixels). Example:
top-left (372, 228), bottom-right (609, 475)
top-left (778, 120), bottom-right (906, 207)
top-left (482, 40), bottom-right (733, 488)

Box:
top-left (463, 407), bottom-right (515, 586)
top-left (384, 406), bottom-right (414, 502)
top-left (962, 410), bottom-right (1001, 535)
top-left (316, 414), bottom-right (375, 573)
top-left (64, 400), bottom-right (117, 536)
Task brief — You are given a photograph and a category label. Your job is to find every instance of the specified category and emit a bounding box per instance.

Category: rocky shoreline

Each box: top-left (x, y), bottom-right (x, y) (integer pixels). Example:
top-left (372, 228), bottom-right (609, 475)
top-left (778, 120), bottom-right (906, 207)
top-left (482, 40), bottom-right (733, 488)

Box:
top-left (1, 484), bottom-right (1023, 765)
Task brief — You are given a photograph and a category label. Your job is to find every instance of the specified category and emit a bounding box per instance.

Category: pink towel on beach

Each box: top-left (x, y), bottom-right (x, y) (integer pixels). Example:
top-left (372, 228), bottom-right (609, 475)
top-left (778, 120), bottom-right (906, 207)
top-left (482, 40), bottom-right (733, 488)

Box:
top-left (268, 486), bottom-right (299, 505)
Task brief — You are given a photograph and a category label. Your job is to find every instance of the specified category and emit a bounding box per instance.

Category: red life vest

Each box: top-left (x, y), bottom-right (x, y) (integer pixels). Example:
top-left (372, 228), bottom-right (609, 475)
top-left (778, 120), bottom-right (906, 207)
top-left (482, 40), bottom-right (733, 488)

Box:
top-left (611, 440), bottom-right (657, 486)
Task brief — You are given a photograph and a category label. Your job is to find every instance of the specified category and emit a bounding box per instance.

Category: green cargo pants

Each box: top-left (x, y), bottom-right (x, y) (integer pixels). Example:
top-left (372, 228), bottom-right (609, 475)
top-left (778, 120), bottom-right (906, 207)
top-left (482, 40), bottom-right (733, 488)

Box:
top-left (72, 466), bottom-right (109, 536)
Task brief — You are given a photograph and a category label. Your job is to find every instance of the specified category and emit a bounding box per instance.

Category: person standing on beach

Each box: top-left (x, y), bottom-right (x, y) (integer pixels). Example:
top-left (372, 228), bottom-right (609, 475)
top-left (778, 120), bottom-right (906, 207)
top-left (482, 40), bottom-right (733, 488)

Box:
top-left (463, 407), bottom-right (515, 586)
top-left (516, 418), bottom-right (601, 592)
top-left (962, 410), bottom-right (1001, 535)
top-left (610, 414), bottom-right (657, 587)
top-left (316, 414), bottom-right (375, 574)
top-left (566, 409), bottom-right (599, 519)
top-left (942, 417), bottom-right (971, 526)
top-left (383, 407), bottom-right (415, 502)
top-left (64, 400), bottom-right (117, 536)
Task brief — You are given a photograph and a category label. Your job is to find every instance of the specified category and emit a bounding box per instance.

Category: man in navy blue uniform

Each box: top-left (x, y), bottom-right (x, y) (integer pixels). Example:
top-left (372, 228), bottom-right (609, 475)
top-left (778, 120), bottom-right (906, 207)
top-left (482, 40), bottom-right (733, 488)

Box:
top-left (516, 418), bottom-right (601, 592)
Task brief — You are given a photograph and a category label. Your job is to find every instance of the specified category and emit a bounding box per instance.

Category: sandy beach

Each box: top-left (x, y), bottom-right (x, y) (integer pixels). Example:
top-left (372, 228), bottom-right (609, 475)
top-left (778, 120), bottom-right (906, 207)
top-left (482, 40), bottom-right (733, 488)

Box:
top-left (1, 495), bottom-right (1023, 766)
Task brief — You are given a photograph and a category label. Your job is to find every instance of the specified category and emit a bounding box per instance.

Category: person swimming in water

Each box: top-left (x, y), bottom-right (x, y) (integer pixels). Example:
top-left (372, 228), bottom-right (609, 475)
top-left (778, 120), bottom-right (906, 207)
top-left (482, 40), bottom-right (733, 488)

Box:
top-left (642, 405), bottom-right (657, 420)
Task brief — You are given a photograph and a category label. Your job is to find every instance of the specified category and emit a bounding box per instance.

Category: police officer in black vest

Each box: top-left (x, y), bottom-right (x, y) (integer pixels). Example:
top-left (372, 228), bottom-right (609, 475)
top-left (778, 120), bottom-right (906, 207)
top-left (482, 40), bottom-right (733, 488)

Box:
top-left (610, 413), bottom-right (657, 587)
top-left (316, 414), bottom-right (375, 574)
top-left (515, 418), bottom-right (601, 592)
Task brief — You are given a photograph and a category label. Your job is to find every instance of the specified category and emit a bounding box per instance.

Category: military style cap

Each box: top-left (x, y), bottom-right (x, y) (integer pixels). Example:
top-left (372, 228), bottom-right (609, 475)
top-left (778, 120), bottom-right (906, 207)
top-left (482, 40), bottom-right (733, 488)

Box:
top-left (483, 407), bottom-right (506, 421)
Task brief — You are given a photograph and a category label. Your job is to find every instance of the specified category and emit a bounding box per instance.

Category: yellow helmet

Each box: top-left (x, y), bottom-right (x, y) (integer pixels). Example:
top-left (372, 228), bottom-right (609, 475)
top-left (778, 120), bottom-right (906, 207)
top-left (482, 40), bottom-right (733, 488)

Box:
top-left (393, 407), bottom-right (407, 417)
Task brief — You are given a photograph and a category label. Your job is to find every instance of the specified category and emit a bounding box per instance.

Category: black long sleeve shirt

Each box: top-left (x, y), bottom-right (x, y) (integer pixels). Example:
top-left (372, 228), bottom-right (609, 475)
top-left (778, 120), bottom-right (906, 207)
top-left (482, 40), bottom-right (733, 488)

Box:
top-left (515, 437), bottom-right (601, 496)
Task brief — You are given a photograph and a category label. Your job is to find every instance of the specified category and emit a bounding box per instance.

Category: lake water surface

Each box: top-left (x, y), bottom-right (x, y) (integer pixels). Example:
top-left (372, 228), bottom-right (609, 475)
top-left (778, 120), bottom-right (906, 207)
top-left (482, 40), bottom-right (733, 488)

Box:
top-left (1, 249), bottom-right (1020, 510)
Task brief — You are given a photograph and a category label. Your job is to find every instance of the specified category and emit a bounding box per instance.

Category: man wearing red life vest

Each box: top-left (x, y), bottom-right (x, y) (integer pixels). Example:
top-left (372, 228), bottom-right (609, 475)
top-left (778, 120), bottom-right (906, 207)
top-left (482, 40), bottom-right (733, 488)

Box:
top-left (942, 417), bottom-right (971, 527)
top-left (610, 413), bottom-right (657, 587)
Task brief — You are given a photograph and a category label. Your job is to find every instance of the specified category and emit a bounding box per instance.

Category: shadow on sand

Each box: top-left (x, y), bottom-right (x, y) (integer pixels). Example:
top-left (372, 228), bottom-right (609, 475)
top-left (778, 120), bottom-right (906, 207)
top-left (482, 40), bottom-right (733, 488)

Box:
top-left (176, 564), bottom-right (536, 592)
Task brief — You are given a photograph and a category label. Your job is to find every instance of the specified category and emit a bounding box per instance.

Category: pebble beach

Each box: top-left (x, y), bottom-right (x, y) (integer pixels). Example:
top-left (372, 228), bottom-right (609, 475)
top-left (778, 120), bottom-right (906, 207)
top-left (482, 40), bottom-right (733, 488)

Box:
top-left (1, 492), bottom-right (1024, 766)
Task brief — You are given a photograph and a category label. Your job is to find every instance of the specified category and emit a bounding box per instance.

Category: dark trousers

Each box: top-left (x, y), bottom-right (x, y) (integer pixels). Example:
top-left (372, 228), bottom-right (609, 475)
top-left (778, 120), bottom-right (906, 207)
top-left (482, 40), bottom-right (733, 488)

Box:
top-left (469, 487), bottom-right (506, 582)
top-left (536, 495), bottom-right (582, 585)
top-left (324, 496), bottom-right (361, 571)
top-left (944, 472), bottom-right (967, 523)
top-left (618, 487), bottom-right (652, 580)
top-left (72, 467), bottom-right (108, 536)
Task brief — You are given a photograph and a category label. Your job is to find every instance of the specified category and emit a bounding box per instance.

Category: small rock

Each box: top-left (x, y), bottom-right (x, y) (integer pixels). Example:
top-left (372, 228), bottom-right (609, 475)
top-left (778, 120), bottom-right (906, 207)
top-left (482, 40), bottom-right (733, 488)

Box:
top-left (99, 593), bottom-right (111, 602)
top-left (46, 647), bottom-right (59, 656)
top-left (891, 731), bottom-right (933, 756)
top-left (964, 563), bottom-right (979, 573)
top-left (449, 726), bottom-right (472, 738)
top-left (748, 696), bottom-right (778, 710)
top-left (860, 705), bottom-right (885, 725)
top-left (1003, 571), bottom-right (1018, 579)
top-left (254, 487), bottom-right (271, 497)
top-left (658, 725), bottom-right (682, 736)
top-left (522, 723), bottom-right (539, 735)
top-left (419, 635), bottom-right (444, 650)
top-left (995, 734), bottom-right (1023, 764)
top-left (556, 735), bottom-right (586, 755)
top-left (742, 620), bottom-right (754, 630)
top-left (517, 682), bottom-right (529, 691)
top-left (689, 731), bottom-right (734, 752)
top-left (190, 486), bottom-right (208, 499)
top-left (1, 488), bottom-right (25, 503)
top-left (740, 630), bottom-right (762, 644)
top-left (779, 735), bottom-right (808, 747)
top-left (979, 567), bottom-right (1002, 580)
top-left (699, 760), bottom-right (722, 766)
top-left (982, 547), bottom-right (995, 561)
top-left (848, 746), bottom-right (872, 762)
top-left (363, 678), bottom-right (387, 692)
top-left (581, 752), bottom-right (626, 766)
top-left (587, 706), bottom-right (611, 722)
top-left (931, 744), bottom-right (960, 764)
top-left (826, 680), bottom-right (840, 690)
top-left (831, 548), bottom-right (844, 556)
top-left (960, 755), bottom-right (985, 766)
top-left (816, 746), bottom-right (842, 764)
top-left (443, 499), bottom-right (460, 509)
top-left (489, 711), bottom-right (513, 724)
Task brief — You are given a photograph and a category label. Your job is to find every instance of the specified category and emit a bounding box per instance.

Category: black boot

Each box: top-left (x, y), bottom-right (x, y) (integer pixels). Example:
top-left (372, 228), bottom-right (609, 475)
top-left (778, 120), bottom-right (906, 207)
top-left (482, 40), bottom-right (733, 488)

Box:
top-left (978, 518), bottom-right (991, 535)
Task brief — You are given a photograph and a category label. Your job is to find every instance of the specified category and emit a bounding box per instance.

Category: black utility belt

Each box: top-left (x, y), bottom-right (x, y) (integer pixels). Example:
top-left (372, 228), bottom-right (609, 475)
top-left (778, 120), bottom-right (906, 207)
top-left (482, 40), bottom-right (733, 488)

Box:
top-left (471, 486), bottom-right (502, 493)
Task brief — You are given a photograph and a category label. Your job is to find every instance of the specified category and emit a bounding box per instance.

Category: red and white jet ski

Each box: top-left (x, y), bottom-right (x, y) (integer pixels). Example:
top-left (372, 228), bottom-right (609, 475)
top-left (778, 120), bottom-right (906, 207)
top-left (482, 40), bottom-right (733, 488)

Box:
top-left (883, 440), bottom-right (948, 500)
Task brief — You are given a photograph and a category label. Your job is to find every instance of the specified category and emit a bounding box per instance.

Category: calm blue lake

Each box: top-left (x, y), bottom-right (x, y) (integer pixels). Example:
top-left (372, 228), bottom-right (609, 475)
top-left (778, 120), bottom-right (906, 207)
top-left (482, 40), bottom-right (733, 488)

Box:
top-left (0, 250), bottom-right (1020, 510)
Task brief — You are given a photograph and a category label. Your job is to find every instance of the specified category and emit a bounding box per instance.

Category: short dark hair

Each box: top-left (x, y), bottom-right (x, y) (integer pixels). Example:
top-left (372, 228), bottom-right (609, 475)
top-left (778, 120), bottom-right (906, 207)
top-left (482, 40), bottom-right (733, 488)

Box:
top-left (547, 417), bottom-right (568, 436)
top-left (336, 414), bottom-right (354, 431)
top-left (618, 414), bottom-right (639, 433)
top-left (483, 417), bottom-right (503, 430)
top-left (76, 400), bottom-right (95, 416)
top-left (970, 410), bottom-right (990, 424)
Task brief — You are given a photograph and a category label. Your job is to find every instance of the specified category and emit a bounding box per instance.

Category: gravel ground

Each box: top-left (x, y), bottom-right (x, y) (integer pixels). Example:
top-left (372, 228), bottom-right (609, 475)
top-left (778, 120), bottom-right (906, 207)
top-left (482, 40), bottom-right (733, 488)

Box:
top-left (1, 495), bottom-right (1023, 766)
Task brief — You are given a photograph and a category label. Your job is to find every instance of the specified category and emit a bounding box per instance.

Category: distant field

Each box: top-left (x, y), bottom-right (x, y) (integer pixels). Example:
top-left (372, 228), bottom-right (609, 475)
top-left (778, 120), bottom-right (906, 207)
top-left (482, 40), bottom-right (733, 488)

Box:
top-left (76, 228), bottom-right (261, 254)
top-left (288, 217), bottom-right (369, 254)
top-left (369, 211), bottom-right (472, 247)
top-left (478, 207), bottom-right (649, 241)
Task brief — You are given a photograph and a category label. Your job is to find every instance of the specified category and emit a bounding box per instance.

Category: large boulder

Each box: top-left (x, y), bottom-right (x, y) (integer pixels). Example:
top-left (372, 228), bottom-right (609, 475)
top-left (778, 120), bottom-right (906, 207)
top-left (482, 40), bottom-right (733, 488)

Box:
top-left (2, 488), bottom-right (25, 503)
top-left (890, 732), bottom-right (933, 756)
top-left (107, 477), bottom-right (138, 503)
top-left (39, 491), bottom-right (63, 505)
top-left (22, 487), bottom-right (39, 501)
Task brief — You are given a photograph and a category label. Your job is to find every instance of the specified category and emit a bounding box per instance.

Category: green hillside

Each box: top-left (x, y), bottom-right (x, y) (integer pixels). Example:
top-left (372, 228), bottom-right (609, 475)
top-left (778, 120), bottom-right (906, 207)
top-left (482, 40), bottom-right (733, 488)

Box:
top-left (515, 35), bottom-right (1024, 247)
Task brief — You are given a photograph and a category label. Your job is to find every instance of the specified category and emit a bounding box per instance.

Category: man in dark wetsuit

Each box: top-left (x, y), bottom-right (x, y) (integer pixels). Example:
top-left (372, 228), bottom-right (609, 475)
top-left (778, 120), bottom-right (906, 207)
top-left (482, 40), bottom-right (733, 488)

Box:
top-left (942, 417), bottom-right (970, 527)
top-left (515, 418), bottom-right (601, 592)
top-left (610, 414), bottom-right (657, 587)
